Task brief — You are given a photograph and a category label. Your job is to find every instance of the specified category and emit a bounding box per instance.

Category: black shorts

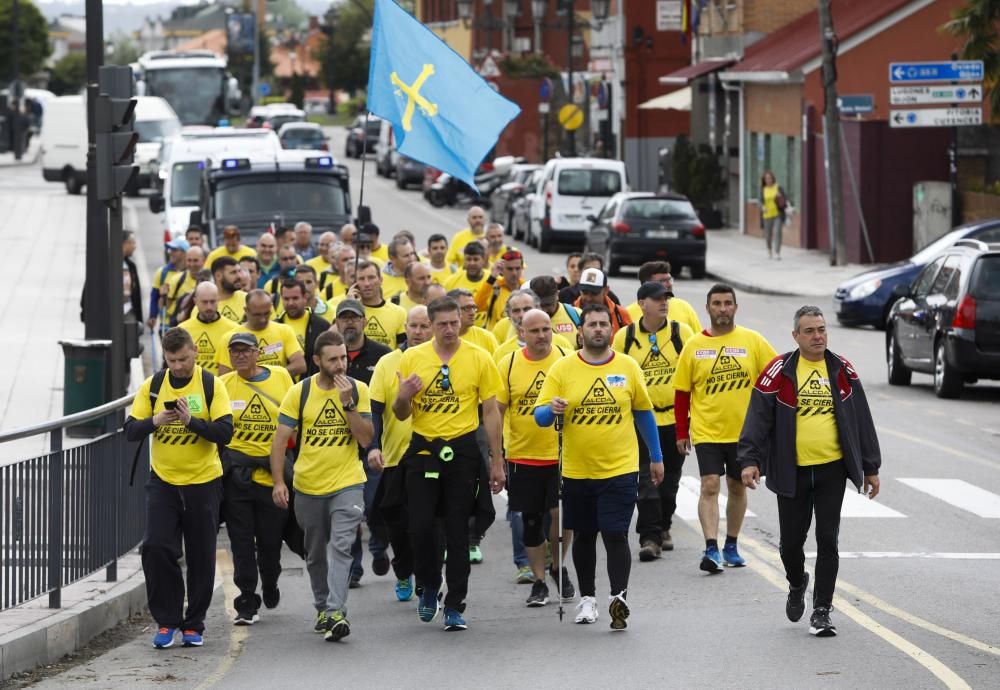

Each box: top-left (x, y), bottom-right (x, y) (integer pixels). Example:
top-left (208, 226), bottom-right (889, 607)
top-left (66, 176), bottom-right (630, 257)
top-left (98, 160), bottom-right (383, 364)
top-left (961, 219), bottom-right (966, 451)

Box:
top-left (562, 473), bottom-right (638, 533)
top-left (695, 442), bottom-right (741, 480)
top-left (507, 462), bottom-right (559, 513)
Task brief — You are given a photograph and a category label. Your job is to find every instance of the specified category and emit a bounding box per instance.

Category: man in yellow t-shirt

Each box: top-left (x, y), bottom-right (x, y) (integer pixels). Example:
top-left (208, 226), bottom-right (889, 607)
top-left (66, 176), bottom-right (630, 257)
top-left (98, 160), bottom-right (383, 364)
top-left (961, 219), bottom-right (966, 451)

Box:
top-left (366, 305), bottom-right (433, 602)
top-left (443, 241), bottom-right (489, 327)
top-left (179, 283), bottom-right (236, 375)
top-left (147, 239), bottom-right (187, 331)
top-left (208, 256), bottom-right (247, 324)
top-left (474, 248), bottom-right (525, 331)
top-left (672, 283), bottom-right (776, 574)
top-left (349, 261), bottom-right (407, 350)
top-left (380, 236), bottom-right (417, 299)
top-left (294, 264), bottom-right (332, 322)
top-left (392, 296), bottom-right (505, 630)
top-left (534, 303), bottom-right (662, 631)
top-left (450, 288), bottom-right (499, 355)
top-left (270, 330), bottom-right (373, 641)
top-left (612, 282), bottom-right (694, 560)
top-left (162, 245), bottom-right (205, 327)
top-left (206, 225), bottom-right (257, 267)
top-left (497, 309), bottom-right (574, 605)
top-left (216, 290), bottom-right (306, 377)
top-left (527, 276), bottom-right (582, 345)
top-left (275, 279), bottom-right (331, 379)
top-left (624, 261), bottom-right (702, 335)
top-left (493, 289), bottom-right (575, 364)
top-left (445, 206), bottom-right (487, 268)
top-left (391, 262), bottom-right (432, 312)
top-left (738, 306), bottom-right (881, 638)
top-left (124, 327), bottom-right (233, 648)
top-left (426, 233), bottom-right (457, 285)
top-left (220, 332), bottom-right (295, 625)
top-left (305, 231), bottom-right (338, 276)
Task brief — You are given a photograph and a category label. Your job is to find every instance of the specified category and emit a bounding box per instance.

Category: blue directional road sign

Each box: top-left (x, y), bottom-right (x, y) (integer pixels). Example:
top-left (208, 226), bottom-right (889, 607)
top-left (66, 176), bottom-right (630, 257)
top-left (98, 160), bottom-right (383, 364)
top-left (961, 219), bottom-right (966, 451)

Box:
top-left (836, 94), bottom-right (874, 115)
top-left (889, 61), bottom-right (984, 84)
top-left (258, 82), bottom-right (271, 97)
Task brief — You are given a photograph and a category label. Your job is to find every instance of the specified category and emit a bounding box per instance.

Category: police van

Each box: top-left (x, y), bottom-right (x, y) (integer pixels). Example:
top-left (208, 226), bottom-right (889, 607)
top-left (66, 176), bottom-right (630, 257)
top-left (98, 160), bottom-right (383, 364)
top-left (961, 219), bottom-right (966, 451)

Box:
top-left (192, 151), bottom-right (351, 246)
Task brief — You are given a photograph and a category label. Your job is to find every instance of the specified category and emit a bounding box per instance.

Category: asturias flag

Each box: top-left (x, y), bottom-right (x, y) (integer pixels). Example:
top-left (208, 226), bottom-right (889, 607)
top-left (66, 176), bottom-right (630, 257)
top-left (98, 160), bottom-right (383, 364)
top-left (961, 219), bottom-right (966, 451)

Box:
top-left (366, 0), bottom-right (521, 189)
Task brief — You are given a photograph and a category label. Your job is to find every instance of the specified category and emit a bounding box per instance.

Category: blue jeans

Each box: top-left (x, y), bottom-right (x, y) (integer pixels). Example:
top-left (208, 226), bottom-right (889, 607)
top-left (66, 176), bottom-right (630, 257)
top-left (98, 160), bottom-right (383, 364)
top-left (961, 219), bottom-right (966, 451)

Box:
top-left (351, 464), bottom-right (388, 579)
top-left (508, 509), bottom-right (528, 568)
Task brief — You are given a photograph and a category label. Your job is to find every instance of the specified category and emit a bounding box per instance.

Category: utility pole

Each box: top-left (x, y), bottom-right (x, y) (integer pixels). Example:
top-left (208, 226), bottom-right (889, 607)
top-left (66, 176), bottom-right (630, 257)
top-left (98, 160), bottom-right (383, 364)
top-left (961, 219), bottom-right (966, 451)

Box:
top-left (818, 0), bottom-right (846, 266)
top-left (11, 0), bottom-right (21, 160)
top-left (84, 0), bottom-right (110, 341)
top-left (566, 0), bottom-right (575, 157)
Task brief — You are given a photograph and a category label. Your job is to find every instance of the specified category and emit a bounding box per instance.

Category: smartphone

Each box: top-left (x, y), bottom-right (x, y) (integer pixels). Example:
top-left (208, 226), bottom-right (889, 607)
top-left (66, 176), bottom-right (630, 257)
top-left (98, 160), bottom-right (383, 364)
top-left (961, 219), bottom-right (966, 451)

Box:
top-left (164, 400), bottom-right (177, 410)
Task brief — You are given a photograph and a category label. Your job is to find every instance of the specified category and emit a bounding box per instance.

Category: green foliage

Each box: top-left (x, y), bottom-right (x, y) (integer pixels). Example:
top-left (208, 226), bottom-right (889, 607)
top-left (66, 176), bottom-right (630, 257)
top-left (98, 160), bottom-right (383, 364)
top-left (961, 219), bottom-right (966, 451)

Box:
top-left (106, 35), bottom-right (140, 67)
top-left (671, 135), bottom-right (725, 209)
top-left (315, 0), bottom-right (373, 95)
top-left (0, 0), bottom-right (52, 78)
top-left (48, 53), bottom-right (88, 96)
top-left (942, 0), bottom-right (1000, 122)
top-left (499, 53), bottom-right (560, 79)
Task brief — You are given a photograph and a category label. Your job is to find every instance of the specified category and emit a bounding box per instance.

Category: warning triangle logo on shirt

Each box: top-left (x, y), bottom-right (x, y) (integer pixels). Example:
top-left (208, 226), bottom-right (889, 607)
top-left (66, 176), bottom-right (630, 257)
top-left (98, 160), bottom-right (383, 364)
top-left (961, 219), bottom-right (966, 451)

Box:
top-left (196, 332), bottom-right (213, 353)
top-left (581, 378), bottom-right (616, 406)
top-left (220, 305), bottom-right (240, 322)
top-left (240, 393), bottom-right (272, 422)
top-left (641, 347), bottom-right (664, 368)
top-left (798, 369), bottom-right (830, 398)
top-left (314, 398), bottom-right (347, 427)
top-left (424, 368), bottom-right (451, 397)
top-left (710, 350), bottom-right (743, 375)
top-left (365, 316), bottom-right (388, 340)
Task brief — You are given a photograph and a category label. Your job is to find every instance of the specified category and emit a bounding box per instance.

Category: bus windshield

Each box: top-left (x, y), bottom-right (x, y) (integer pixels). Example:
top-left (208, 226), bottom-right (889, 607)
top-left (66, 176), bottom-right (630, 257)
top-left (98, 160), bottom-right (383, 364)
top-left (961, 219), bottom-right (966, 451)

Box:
top-left (145, 68), bottom-right (225, 126)
top-left (216, 178), bottom-right (347, 218)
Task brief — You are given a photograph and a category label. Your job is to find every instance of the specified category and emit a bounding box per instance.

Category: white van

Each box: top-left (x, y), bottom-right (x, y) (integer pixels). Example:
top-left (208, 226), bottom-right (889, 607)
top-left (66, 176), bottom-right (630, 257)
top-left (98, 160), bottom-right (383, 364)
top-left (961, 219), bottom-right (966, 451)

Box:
top-left (527, 157), bottom-right (628, 253)
top-left (375, 118), bottom-right (397, 177)
top-left (40, 95), bottom-right (181, 195)
top-left (148, 128), bottom-right (282, 239)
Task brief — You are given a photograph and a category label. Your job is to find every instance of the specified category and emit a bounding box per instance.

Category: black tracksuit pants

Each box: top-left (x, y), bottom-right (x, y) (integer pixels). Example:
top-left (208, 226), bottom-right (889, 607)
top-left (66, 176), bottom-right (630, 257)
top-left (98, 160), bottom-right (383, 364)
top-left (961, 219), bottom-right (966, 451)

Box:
top-left (636, 423), bottom-right (685, 544)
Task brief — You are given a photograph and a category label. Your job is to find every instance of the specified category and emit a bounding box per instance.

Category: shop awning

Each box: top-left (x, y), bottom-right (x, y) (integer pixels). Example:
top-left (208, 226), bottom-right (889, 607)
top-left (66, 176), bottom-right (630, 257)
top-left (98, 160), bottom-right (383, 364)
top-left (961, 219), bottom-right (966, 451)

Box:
top-left (659, 58), bottom-right (735, 85)
top-left (638, 87), bottom-right (692, 111)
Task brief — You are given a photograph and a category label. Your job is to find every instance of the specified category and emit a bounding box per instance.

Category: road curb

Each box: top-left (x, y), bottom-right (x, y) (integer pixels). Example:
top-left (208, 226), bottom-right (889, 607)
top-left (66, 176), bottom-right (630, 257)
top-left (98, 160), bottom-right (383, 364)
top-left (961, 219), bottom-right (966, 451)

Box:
top-left (0, 563), bottom-right (146, 682)
top-left (704, 270), bottom-right (809, 298)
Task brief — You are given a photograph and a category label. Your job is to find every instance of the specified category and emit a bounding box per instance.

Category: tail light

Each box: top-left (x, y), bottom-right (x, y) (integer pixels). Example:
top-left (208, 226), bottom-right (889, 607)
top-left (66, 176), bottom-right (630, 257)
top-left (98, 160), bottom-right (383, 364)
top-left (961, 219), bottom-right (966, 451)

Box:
top-left (952, 294), bottom-right (977, 329)
top-left (545, 183), bottom-right (552, 206)
top-left (612, 221), bottom-right (631, 234)
top-left (319, 142), bottom-right (329, 151)
top-left (691, 224), bottom-right (706, 238)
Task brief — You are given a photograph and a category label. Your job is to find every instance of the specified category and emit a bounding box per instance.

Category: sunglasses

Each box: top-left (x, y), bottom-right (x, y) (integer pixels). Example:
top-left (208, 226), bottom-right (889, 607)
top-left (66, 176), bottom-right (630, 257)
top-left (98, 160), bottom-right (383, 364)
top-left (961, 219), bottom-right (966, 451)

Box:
top-left (649, 333), bottom-right (660, 357)
top-left (439, 365), bottom-right (451, 391)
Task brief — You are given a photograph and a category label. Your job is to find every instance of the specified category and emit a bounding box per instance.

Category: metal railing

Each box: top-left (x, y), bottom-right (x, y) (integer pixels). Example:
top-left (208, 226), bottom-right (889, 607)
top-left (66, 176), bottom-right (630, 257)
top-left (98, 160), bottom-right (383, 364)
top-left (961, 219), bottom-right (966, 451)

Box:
top-left (0, 394), bottom-right (147, 611)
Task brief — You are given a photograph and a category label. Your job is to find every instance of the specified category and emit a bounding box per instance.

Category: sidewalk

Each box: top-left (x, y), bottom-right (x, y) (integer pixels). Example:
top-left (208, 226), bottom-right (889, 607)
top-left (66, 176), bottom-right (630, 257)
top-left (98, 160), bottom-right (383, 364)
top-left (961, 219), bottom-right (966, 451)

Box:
top-left (0, 137), bottom-right (42, 168)
top-left (705, 228), bottom-right (870, 297)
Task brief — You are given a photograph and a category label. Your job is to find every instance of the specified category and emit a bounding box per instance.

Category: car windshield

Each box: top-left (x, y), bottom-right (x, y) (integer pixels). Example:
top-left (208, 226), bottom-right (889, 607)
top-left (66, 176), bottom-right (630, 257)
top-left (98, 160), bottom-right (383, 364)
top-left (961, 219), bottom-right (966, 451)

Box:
top-left (170, 161), bottom-right (202, 205)
top-left (623, 198), bottom-right (696, 219)
top-left (972, 256), bottom-right (1000, 299)
top-left (557, 169), bottom-right (622, 197)
top-left (216, 178), bottom-right (347, 217)
top-left (911, 228), bottom-right (981, 265)
top-left (268, 115), bottom-right (304, 129)
top-left (144, 68), bottom-right (225, 126)
top-left (283, 129), bottom-right (323, 142)
top-left (366, 121), bottom-right (382, 136)
top-left (135, 118), bottom-right (181, 143)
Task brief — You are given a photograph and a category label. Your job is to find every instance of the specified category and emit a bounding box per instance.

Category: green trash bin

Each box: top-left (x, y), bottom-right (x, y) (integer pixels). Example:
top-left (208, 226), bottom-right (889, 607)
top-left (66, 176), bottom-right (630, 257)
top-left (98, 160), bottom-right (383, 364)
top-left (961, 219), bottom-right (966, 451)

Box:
top-left (59, 338), bottom-right (112, 438)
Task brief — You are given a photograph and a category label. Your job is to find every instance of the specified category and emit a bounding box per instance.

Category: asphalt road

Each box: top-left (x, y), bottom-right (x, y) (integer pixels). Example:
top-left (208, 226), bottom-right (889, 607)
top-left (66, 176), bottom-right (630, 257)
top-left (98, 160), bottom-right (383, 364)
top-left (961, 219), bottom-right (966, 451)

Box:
top-left (15, 127), bottom-right (1000, 688)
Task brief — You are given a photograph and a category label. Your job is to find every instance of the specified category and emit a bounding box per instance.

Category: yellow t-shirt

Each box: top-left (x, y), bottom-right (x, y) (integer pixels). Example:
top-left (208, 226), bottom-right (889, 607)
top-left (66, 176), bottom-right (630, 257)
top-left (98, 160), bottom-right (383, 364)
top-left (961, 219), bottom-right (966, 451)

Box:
top-left (496, 346), bottom-right (570, 462)
top-left (795, 357), bottom-right (843, 466)
top-left (151, 263), bottom-right (179, 292)
top-left (536, 352), bottom-right (653, 479)
top-left (398, 339), bottom-right (502, 441)
top-left (178, 314), bottom-right (238, 375)
top-left (162, 270), bottom-right (197, 321)
top-left (673, 326), bottom-right (777, 444)
top-left (461, 326), bottom-right (499, 355)
top-left (626, 297), bottom-right (702, 335)
top-left (221, 366), bottom-right (295, 485)
top-left (445, 228), bottom-right (485, 268)
top-left (429, 263), bottom-right (457, 285)
top-left (380, 271), bottom-right (407, 300)
top-left (612, 319), bottom-right (694, 426)
top-left (278, 376), bottom-right (370, 496)
top-left (312, 299), bottom-right (334, 323)
top-left (370, 243), bottom-right (390, 263)
top-left (305, 255), bottom-right (333, 275)
top-left (206, 244), bottom-right (257, 266)
top-left (218, 291), bottom-right (247, 323)
top-left (493, 332), bottom-right (574, 365)
top-left (130, 366), bottom-right (231, 485)
top-left (443, 271), bottom-right (489, 327)
top-left (762, 184), bottom-right (781, 220)
top-left (492, 316), bottom-right (513, 342)
top-left (277, 311), bottom-right (312, 354)
top-left (215, 321), bottom-right (303, 371)
top-left (321, 274), bottom-right (350, 301)
top-left (363, 300), bottom-right (407, 350)
top-left (369, 349), bottom-right (411, 468)
top-left (493, 305), bottom-right (582, 344)
top-left (393, 291), bottom-right (423, 312)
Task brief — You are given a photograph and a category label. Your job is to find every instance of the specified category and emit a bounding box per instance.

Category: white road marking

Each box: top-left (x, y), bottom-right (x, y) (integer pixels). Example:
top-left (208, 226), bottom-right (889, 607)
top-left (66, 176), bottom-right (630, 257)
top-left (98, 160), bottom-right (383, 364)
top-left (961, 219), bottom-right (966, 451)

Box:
top-left (806, 551), bottom-right (1000, 560)
top-left (898, 478), bottom-right (1000, 518)
top-left (840, 488), bottom-right (907, 518)
top-left (679, 476), bottom-right (757, 517)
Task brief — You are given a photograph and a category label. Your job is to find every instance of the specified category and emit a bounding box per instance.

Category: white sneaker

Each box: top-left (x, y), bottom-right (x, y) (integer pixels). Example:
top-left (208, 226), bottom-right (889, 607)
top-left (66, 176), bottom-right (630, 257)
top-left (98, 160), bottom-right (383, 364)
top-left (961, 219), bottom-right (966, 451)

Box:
top-left (575, 595), bottom-right (598, 624)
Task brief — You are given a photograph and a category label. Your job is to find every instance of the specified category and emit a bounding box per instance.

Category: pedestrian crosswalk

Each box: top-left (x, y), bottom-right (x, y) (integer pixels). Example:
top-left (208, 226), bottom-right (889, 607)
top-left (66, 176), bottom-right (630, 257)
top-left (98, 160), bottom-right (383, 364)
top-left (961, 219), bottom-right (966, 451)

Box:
top-left (897, 478), bottom-right (1000, 518)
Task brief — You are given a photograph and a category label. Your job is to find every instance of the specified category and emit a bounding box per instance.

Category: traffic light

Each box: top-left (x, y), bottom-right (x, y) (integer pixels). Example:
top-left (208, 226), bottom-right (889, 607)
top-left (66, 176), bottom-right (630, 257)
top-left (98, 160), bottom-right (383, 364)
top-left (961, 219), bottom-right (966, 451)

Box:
top-left (96, 65), bottom-right (138, 202)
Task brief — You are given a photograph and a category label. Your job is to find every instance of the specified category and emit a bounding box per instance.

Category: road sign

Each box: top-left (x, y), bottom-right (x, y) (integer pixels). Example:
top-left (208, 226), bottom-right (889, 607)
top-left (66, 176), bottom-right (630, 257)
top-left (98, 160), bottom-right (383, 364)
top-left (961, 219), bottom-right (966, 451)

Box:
top-left (890, 84), bottom-right (983, 105)
top-left (836, 94), bottom-right (874, 114)
top-left (558, 104), bottom-right (584, 131)
top-left (479, 55), bottom-right (501, 78)
top-left (539, 102), bottom-right (550, 114)
top-left (539, 77), bottom-right (552, 102)
top-left (258, 83), bottom-right (271, 97)
top-left (889, 107), bottom-right (982, 128)
top-left (889, 60), bottom-right (984, 84)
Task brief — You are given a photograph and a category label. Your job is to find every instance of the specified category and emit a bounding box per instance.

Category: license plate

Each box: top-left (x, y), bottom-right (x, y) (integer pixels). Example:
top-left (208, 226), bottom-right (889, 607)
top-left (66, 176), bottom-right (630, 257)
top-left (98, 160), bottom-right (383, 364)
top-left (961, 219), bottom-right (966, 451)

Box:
top-left (563, 214), bottom-right (582, 222)
top-left (648, 230), bottom-right (678, 239)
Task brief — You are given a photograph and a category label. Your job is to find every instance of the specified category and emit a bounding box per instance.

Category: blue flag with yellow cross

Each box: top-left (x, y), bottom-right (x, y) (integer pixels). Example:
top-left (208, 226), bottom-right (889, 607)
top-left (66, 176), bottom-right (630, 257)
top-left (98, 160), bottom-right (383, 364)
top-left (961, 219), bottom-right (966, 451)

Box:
top-left (366, 0), bottom-right (521, 190)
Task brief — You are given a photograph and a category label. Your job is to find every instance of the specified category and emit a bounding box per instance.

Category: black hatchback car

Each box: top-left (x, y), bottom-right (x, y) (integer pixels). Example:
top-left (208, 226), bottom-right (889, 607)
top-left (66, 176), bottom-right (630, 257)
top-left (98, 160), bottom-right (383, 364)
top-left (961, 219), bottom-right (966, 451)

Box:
top-left (584, 192), bottom-right (706, 278)
top-left (886, 239), bottom-right (1000, 398)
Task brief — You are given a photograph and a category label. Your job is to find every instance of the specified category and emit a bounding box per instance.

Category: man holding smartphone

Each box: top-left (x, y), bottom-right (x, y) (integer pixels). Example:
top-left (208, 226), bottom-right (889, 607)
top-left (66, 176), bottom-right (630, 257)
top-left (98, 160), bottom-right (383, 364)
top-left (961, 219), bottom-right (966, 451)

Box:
top-left (125, 328), bottom-right (233, 650)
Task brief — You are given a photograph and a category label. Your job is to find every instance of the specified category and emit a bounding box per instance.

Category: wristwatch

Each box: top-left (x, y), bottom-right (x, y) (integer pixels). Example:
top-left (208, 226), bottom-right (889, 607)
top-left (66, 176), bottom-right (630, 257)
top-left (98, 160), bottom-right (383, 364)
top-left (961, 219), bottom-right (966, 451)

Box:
top-left (343, 400), bottom-right (357, 412)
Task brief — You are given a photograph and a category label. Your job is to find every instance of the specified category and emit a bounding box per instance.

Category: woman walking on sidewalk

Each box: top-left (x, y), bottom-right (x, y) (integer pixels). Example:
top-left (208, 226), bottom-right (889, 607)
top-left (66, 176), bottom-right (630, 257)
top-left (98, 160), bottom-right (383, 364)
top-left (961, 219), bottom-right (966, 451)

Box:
top-left (760, 171), bottom-right (790, 260)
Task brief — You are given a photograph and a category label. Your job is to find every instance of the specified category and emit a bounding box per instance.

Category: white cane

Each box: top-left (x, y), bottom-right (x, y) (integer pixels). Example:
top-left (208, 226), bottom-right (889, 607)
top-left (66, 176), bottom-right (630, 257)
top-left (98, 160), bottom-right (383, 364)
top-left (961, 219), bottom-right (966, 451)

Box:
top-left (555, 412), bottom-right (565, 622)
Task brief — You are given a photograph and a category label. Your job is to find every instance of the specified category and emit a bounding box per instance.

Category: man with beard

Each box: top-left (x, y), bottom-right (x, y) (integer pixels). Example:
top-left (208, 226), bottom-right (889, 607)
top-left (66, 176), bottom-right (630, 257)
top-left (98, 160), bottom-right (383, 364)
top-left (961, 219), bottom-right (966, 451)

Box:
top-left (276, 280), bottom-right (331, 379)
top-left (209, 257), bottom-right (247, 323)
top-left (216, 291), bottom-right (306, 378)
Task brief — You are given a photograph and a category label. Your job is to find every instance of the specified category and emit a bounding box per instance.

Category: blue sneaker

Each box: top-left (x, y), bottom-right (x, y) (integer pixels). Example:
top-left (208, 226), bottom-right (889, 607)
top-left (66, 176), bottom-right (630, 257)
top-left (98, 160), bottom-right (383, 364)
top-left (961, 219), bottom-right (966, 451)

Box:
top-left (443, 608), bottom-right (467, 631)
top-left (152, 627), bottom-right (176, 649)
top-left (417, 588), bottom-right (441, 623)
top-left (395, 576), bottom-right (415, 602)
top-left (700, 546), bottom-right (723, 574)
top-left (722, 543), bottom-right (747, 567)
top-left (181, 629), bottom-right (204, 647)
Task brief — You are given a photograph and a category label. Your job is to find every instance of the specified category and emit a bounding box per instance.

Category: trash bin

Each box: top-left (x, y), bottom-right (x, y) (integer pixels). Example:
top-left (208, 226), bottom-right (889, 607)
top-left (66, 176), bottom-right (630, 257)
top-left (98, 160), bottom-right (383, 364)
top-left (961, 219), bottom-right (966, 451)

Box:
top-left (59, 339), bottom-right (112, 438)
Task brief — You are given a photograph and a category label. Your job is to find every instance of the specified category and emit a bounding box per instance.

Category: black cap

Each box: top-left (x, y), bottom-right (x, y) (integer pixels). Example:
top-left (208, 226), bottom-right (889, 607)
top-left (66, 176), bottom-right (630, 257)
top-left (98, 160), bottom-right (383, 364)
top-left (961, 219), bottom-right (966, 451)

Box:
top-left (336, 299), bottom-right (366, 317)
top-left (637, 281), bottom-right (671, 300)
top-left (228, 332), bottom-right (259, 349)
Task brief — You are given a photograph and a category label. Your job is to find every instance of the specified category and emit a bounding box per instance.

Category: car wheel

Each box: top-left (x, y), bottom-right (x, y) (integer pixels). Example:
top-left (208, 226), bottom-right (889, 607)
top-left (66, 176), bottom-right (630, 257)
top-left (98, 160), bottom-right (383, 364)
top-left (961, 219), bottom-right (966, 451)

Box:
top-left (604, 243), bottom-right (620, 277)
top-left (65, 174), bottom-right (82, 195)
top-left (933, 338), bottom-right (962, 399)
top-left (886, 328), bottom-right (911, 386)
top-left (538, 225), bottom-right (552, 253)
top-left (689, 263), bottom-right (706, 280)
top-left (396, 175), bottom-right (405, 189)
top-left (503, 212), bottom-right (513, 235)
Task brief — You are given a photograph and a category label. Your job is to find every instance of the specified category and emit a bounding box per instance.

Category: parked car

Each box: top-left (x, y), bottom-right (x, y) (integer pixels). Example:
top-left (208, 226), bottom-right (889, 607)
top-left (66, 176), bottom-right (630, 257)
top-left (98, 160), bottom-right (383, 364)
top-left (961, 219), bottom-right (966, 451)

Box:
top-left (584, 192), bottom-right (706, 278)
top-left (375, 118), bottom-right (397, 175)
top-left (886, 239), bottom-right (1000, 398)
top-left (278, 122), bottom-right (328, 150)
top-left (345, 115), bottom-right (381, 158)
top-left (510, 168), bottom-right (545, 241)
top-left (261, 107), bottom-right (305, 131)
top-left (491, 163), bottom-right (542, 234)
top-left (834, 220), bottom-right (1000, 328)
top-left (395, 155), bottom-right (426, 189)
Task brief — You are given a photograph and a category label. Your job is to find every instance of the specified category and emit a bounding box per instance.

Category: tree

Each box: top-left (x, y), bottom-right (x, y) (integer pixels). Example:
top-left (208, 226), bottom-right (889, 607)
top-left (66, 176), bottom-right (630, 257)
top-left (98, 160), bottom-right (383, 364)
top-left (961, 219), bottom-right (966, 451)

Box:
top-left (106, 35), bottom-right (141, 67)
top-left (942, 1), bottom-right (1000, 121)
top-left (48, 53), bottom-right (88, 96)
top-left (0, 0), bottom-right (52, 79)
top-left (314, 0), bottom-right (373, 96)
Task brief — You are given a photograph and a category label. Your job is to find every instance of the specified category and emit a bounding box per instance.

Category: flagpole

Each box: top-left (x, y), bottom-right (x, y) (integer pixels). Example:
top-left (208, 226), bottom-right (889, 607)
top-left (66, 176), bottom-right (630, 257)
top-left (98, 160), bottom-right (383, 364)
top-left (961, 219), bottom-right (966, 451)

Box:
top-left (353, 111), bottom-right (372, 283)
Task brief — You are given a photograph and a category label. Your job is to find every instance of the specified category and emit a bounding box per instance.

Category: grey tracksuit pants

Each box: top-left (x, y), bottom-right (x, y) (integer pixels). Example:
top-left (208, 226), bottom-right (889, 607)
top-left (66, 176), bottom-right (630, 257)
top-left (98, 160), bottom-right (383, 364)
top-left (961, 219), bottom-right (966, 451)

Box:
top-left (295, 485), bottom-right (365, 615)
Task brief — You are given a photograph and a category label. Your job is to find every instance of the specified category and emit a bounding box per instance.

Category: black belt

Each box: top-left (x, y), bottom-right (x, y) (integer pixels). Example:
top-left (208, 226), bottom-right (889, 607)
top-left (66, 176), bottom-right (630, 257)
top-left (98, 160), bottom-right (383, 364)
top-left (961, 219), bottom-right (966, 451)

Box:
top-left (653, 404), bottom-right (675, 413)
top-left (404, 431), bottom-right (480, 474)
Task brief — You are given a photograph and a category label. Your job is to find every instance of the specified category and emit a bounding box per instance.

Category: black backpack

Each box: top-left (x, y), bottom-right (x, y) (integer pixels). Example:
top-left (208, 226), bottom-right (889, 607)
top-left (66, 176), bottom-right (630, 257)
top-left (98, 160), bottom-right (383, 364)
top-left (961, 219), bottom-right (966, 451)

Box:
top-left (623, 321), bottom-right (683, 358)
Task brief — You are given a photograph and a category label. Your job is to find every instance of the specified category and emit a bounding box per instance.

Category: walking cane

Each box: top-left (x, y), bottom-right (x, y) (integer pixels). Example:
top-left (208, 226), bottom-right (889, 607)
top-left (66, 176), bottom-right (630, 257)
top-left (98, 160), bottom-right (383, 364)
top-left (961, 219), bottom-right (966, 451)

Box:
top-left (555, 412), bottom-right (565, 622)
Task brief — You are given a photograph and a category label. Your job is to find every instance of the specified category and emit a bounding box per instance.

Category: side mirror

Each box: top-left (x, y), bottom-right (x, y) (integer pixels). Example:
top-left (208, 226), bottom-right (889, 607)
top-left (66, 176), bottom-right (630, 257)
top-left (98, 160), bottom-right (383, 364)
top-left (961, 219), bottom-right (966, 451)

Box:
top-left (586, 214), bottom-right (597, 223)
top-left (892, 282), bottom-right (910, 298)
top-left (149, 193), bottom-right (165, 214)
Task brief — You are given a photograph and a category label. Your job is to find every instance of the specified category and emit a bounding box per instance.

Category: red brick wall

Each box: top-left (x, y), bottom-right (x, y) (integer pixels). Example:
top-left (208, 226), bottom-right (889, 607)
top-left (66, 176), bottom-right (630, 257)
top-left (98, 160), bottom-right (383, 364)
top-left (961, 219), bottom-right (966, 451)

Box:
top-left (744, 0), bottom-right (816, 35)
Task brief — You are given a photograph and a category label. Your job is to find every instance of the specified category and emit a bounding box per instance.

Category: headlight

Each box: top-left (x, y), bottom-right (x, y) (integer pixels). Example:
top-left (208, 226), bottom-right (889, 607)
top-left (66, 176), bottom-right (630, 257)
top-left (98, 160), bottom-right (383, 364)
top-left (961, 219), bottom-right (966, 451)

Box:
top-left (848, 278), bottom-right (881, 300)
